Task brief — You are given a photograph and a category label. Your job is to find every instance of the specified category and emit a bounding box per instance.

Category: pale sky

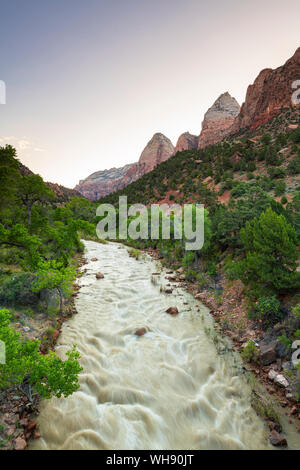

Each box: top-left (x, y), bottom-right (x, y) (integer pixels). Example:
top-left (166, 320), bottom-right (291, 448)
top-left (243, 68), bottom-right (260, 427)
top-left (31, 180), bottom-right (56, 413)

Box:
top-left (0, 0), bottom-right (299, 188)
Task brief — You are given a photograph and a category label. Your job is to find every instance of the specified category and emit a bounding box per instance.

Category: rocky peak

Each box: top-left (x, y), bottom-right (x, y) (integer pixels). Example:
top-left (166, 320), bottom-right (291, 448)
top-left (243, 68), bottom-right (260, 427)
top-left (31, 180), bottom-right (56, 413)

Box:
top-left (174, 132), bottom-right (198, 153)
top-left (204, 92), bottom-right (240, 120)
top-left (230, 46), bottom-right (300, 133)
top-left (198, 92), bottom-right (240, 148)
top-left (75, 133), bottom-right (175, 200)
top-left (138, 133), bottom-right (174, 171)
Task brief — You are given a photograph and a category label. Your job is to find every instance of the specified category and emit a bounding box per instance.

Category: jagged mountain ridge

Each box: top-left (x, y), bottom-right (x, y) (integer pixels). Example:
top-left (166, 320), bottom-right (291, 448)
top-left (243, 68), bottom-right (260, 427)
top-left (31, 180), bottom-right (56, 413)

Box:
top-left (76, 47), bottom-right (300, 201)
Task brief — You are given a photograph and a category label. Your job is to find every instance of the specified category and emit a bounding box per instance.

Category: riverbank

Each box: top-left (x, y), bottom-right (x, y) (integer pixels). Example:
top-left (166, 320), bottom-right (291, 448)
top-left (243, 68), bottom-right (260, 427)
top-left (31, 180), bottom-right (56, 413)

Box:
top-left (0, 253), bottom-right (87, 451)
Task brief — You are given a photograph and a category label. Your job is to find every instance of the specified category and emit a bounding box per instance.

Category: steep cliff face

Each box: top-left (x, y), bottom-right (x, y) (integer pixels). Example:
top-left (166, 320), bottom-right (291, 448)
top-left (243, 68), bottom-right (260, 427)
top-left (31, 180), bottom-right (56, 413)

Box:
top-left (230, 47), bottom-right (300, 133)
top-left (138, 133), bottom-right (175, 172)
top-left (174, 132), bottom-right (198, 153)
top-left (75, 133), bottom-right (174, 200)
top-left (198, 92), bottom-right (240, 148)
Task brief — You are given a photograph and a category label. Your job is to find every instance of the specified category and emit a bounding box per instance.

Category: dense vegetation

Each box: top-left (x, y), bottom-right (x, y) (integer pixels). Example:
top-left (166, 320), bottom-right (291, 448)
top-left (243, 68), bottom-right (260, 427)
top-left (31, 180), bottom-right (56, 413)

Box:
top-left (0, 145), bottom-right (96, 399)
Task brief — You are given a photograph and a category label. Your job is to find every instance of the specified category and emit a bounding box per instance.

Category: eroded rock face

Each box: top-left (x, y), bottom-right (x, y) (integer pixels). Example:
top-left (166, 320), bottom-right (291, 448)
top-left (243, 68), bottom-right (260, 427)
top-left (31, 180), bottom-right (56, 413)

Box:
top-left (174, 132), bottom-right (198, 153)
top-left (198, 92), bottom-right (240, 148)
top-left (75, 133), bottom-right (174, 200)
top-left (230, 47), bottom-right (300, 133)
top-left (74, 163), bottom-right (138, 200)
top-left (139, 133), bottom-right (175, 172)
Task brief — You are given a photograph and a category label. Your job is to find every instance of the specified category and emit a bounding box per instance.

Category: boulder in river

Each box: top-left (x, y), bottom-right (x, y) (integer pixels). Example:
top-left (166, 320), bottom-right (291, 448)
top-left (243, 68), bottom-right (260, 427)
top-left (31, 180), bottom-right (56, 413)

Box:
top-left (165, 289), bottom-right (173, 294)
top-left (135, 328), bottom-right (147, 337)
top-left (91, 258), bottom-right (98, 262)
top-left (96, 272), bottom-right (105, 280)
top-left (166, 307), bottom-right (179, 315)
top-left (269, 430), bottom-right (287, 447)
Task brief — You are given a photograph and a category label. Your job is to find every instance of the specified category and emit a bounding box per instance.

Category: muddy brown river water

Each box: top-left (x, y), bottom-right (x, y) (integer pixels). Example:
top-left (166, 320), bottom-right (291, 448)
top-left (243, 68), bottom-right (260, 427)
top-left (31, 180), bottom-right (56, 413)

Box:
top-left (30, 240), bottom-right (274, 450)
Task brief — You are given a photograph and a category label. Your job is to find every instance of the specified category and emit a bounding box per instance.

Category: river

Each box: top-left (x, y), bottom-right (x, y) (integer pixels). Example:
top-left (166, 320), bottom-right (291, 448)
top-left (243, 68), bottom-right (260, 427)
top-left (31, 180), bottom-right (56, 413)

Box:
top-left (30, 240), bottom-right (271, 450)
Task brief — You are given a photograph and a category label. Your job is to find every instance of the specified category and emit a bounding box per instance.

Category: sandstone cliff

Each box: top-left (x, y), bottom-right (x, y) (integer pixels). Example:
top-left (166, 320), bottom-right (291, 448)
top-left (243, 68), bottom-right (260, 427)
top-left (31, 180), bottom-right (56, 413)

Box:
top-left (74, 163), bottom-right (137, 200)
top-left (198, 92), bottom-right (240, 148)
top-left (174, 132), bottom-right (198, 153)
top-left (75, 133), bottom-right (174, 200)
top-left (76, 48), bottom-right (300, 200)
top-left (139, 133), bottom-right (175, 172)
top-left (229, 47), bottom-right (300, 133)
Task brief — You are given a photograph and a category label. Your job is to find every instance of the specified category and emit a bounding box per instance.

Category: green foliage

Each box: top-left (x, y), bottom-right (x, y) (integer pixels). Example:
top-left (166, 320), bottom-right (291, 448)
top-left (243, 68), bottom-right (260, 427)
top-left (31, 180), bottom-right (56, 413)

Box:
top-left (287, 156), bottom-right (300, 175)
top-left (261, 134), bottom-right (272, 145)
top-left (249, 296), bottom-right (283, 326)
top-left (0, 309), bottom-right (82, 397)
top-left (32, 260), bottom-right (75, 313)
top-left (0, 273), bottom-right (39, 307)
top-left (236, 208), bottom-right (300, 293)
top-left (241, 341), bottom-right (259, 363)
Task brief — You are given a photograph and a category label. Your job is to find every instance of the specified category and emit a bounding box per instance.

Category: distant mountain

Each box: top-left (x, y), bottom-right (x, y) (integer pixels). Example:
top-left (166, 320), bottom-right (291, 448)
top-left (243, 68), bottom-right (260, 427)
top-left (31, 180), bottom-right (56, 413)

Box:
top-left (198, 92), bottom-right (240, 148)
top-left (75, 47), bottom-right (300, 201)
top-left (75, 133), bottom-right (174, 200)
top-left (174, 132), bottom-right (198, 153)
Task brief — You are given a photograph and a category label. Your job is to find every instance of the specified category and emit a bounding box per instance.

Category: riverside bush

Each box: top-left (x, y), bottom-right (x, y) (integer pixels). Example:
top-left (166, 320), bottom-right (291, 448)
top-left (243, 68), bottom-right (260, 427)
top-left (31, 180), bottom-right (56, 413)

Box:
top-left (0, 309), bottom-right (82, 398)
top-left (0, 273), bottom-right (39, 307)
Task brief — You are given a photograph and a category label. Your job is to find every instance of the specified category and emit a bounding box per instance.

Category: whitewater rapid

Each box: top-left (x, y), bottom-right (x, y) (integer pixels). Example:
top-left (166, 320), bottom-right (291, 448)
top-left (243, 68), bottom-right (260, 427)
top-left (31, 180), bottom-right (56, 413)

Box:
top-left (31, 240), bottom-right (270, 450)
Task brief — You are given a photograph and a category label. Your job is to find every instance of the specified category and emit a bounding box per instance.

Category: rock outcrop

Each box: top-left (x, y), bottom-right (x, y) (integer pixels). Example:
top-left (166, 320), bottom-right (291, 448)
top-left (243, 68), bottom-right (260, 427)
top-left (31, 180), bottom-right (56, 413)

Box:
top-left (198, 92), bottom-right (240, 148)
top-left (76, 48), bottom-right (300, 200)
top-left (174, 132), bottom-right (198, 153)
top-left (229, 47), bottom-right (300, 133)
top-left (76, 133), bottom-right (174, 200)
top-left (74, 163), bottom-right (137, 200)
top-left (139, 133), bottom-right (174, 172)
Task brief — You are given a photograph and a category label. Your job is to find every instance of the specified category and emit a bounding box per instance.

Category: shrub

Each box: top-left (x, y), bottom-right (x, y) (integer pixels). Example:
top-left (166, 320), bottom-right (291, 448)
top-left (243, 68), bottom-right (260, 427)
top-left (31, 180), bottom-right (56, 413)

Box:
top-left (241, 341), bottom-right (259, 362)
top-left (287, 156), bottom-right (300, 175)
top-left (253, 296), bottom-right (283, 326)
top-left (0, 273), bottom-right (39, 307)
top-left (274, 180), bottom-right (286, 196)
top-left (268, 167), bottom-right (285, 179)
top-left (0, 309), bottom-right (82, 398)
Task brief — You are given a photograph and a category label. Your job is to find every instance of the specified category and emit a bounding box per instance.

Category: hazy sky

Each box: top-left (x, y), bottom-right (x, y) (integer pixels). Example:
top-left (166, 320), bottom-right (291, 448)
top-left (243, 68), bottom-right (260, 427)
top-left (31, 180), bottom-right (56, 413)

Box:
top-left (0, 0), bottom-right (299, 188)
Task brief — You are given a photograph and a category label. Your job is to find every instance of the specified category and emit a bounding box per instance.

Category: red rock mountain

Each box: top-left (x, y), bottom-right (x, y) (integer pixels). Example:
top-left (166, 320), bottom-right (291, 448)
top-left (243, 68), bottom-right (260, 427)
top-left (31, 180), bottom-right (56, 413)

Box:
top-left (229, 47), bottom-right (300, 134)
top-left (139, 133), bottom-right (175, 172)
top-left (174, 132), bottom-right (198, 153)
top-left (198, 92), bottom-right (240, 148)
top-left (75, 47), bottom-right (300, 200)
top-left (75, 133), bottom-right (174, 200)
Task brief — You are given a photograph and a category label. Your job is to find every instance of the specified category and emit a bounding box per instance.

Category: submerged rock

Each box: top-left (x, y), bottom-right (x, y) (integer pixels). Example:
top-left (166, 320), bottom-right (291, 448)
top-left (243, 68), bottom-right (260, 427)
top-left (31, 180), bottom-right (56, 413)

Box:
top-left (135, 328), bottom-right (147, 337)
top-left (166, 307), bottom-right (179, 315)
top-left (96, 272), bottom-right (105, 280)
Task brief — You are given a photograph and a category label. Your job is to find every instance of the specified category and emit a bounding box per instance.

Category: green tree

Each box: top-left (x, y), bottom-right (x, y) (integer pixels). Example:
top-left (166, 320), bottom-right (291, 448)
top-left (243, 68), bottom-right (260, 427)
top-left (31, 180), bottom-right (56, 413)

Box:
top-left (237, 208), bottom-right (300, 293)
top-left (0, 309), bottom-right (82, 398)
top-left (32, 260), bottom-right (75, 314)
top-left (17, 174), bottom-right (54, 227)
top-left (0, 145), bottom-right (20, 213)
